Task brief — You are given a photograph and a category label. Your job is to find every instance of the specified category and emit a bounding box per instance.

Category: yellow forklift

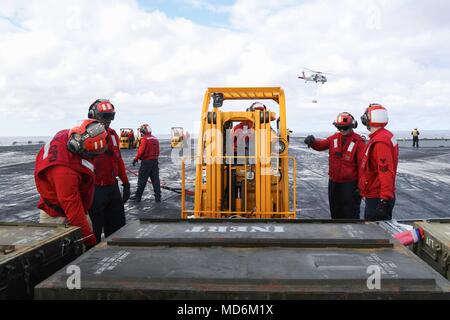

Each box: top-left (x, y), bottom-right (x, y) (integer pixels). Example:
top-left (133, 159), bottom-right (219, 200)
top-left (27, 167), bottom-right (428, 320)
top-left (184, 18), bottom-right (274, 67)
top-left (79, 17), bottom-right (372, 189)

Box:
top-left (119, 128), bottom-right (136, 149)
top-left (182, 87), bottom-right (296, 219)
top-left (171, 127), bottom-right (184, 149)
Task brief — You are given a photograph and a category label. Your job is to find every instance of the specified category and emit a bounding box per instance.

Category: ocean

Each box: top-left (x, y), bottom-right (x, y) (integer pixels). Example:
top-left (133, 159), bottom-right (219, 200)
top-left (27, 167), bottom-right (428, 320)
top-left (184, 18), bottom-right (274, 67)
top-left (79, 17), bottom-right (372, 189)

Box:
top-left (0, 134), bottom-right (171, 146)
top-left (1, 130), bottom-right (449, 146)
top-left (294, 130), bottom-right (450, 140)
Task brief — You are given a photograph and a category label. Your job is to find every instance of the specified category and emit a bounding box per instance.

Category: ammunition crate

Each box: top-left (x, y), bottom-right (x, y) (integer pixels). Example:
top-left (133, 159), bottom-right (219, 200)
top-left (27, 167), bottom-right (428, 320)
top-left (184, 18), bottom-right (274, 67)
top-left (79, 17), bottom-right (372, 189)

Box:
top-left (0, 222), bottom-right (84, 299)
top-left (35, 220), bottom-right (450, 300)
top-left (414, 221), bottom-right (450, 280)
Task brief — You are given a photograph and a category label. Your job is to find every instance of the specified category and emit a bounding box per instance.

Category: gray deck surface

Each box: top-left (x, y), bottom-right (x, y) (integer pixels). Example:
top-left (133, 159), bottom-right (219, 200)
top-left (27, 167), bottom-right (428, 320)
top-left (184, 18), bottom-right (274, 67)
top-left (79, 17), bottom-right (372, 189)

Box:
top-left (0, 137), bottom-right (449, 222)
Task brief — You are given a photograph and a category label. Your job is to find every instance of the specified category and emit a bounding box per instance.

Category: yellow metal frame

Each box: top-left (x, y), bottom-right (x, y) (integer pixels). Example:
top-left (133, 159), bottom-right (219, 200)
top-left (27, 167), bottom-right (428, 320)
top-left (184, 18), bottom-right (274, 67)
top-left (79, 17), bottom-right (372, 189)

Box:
top-left (182, 156), bottom-right (296, 219)
top-left (183, 87), bottom-right (294, 219)
top-left (119, 128), bottom-right (135, 149)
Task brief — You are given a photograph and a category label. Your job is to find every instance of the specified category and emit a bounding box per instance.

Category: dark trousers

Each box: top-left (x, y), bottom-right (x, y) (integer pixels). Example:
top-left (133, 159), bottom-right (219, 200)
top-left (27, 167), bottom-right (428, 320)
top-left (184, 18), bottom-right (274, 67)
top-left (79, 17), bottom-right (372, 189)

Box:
top-left (136, 159), bottom-right (161, 200)
top-left (89, 182), bottom-right (126, 243)
top-left (364, 197), bottom-right (395, 221)
top-left (328, 180), bottom-right (361, 219)
top-left (413, 137), bottom-right (419, 148)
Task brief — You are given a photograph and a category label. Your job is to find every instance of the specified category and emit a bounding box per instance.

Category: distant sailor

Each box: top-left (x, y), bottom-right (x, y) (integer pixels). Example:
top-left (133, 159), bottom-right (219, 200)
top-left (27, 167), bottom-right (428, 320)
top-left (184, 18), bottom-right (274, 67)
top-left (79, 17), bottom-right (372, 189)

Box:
top-left (230, 102), bottom-right (266, 163)
top-left (131, 124), bottom-right (161, 203)
top-left (411, 128), bottom-right (420, 148)
top-left (128, 130), bottom-right (135, 148)
top-left (359, 104), bottom-right (399, 221)
top-left (34, 120), bottom-right (107, 248)
top-left (304, 112), bottom-right (365, 219)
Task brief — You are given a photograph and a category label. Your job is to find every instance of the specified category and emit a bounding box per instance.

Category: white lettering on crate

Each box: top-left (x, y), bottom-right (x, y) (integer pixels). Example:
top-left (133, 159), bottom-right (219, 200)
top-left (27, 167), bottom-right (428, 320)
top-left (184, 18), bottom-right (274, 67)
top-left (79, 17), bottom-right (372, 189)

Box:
top-left (185, 226), bottom-right (285, 233)
top-left (343, 224), bottom-right (365, 238)
top-left (12, 230), bottom-right (56, 245)
top-left (94, 250), bottom-right (130, 275)
top-left (135, 225), bottom-right (158, 238)
top-left (367, 253), bottom-right (399, 279)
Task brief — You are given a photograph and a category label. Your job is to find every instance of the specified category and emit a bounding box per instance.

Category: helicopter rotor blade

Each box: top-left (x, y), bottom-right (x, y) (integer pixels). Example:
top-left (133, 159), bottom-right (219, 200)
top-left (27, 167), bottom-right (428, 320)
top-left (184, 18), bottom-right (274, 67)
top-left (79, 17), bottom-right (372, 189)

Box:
top-left (302, 67), bottom-right (320, 73)
top-left (303, 67), bottom-right (334, 75)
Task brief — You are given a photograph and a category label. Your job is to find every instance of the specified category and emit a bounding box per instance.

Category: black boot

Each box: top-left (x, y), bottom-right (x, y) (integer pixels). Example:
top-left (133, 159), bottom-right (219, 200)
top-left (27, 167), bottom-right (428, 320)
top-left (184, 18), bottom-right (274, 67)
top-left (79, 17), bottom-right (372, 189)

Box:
top-left (130, 195), bottom-right (142, 202)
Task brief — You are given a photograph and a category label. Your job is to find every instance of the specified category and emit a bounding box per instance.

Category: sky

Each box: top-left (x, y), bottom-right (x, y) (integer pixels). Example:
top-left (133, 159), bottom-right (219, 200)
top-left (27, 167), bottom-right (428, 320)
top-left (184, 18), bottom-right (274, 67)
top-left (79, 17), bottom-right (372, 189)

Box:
top-left (1, 0), bottom-right (450, 136)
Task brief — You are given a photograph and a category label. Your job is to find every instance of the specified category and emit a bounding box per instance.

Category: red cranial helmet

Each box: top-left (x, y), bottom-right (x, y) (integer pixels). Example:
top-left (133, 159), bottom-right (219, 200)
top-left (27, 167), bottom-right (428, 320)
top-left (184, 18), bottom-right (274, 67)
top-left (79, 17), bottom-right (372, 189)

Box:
top-left (140, 124), bottom-right (151, 135)
top-left (67, 119), bottom-right (108, 156)
top-left (247, 102), bottom-right (267, 112)
top-left (361, 104), bottom-right (388, 127)
top-left (333, 112), bottom-right (357, 130)
top-left (88, 99), bottom-right (116, 123)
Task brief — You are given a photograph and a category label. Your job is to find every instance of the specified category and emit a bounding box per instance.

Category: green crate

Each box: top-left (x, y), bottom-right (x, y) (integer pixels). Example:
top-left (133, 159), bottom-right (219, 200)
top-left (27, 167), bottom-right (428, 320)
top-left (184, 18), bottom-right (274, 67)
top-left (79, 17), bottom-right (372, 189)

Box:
top-left (0, 222), bottom-right (83, 299)
top-left (414, 221), bottom-right (450, 280)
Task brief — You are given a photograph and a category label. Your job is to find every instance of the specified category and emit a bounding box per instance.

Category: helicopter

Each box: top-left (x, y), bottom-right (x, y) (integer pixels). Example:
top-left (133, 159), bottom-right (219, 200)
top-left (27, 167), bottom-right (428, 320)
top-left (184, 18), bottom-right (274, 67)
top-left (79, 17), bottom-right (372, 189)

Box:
top-left (298, 67), bottom-right (329, 84)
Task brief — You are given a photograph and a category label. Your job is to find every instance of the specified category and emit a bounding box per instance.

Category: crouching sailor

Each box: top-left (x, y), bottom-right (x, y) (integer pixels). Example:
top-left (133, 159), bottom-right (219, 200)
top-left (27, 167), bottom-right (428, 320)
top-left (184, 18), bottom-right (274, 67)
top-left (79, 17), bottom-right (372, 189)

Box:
top-left (34, 120), bottom-right (108, 248)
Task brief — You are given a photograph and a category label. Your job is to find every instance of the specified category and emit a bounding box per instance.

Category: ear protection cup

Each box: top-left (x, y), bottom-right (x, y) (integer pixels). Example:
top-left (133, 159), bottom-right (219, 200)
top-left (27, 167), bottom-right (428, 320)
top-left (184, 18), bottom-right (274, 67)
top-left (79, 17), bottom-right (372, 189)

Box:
top-left (67, 135), bottom-right (82, 154)
top-left (88, 99), bottom-right (101, 119)
top-left (87, 107), bottom-right (95, 119)
top-left (361, 111), bottom-right (369, 127)
top-left (88, 99), bottom-right (106, 119)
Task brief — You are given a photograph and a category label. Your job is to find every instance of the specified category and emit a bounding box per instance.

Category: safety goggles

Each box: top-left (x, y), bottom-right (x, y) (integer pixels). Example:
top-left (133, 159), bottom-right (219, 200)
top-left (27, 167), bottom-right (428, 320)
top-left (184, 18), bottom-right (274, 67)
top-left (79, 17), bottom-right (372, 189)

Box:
top-left (337, 126), bottom-right (351, 131)
top-left (97, 112), bottom-right (115, 121)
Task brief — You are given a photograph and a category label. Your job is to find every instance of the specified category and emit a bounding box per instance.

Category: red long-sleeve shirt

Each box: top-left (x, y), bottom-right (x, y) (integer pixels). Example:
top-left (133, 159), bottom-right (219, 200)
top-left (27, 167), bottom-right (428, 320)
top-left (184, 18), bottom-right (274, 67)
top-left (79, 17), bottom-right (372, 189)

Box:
top-left (134, 133), bottom-right (159, 161)
top-left (368, 143), bottom-right (395, 199)
top-left (311, 131), bottom-right (365, 183)
top-left (231, 121), bottom-right (253, 152)
top-left (93, 128), bottom-right (128, 186)
top-left (38, 165), bottom-right (96, 245)
top-left (359, 128), bottom-right (399, 200)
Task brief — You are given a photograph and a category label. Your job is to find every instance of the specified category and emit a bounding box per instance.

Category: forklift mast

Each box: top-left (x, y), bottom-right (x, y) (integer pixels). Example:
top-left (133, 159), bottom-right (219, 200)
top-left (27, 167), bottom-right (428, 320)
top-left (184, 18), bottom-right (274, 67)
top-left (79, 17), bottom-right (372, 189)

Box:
top-left (182, 87), bottom-right (296, 219)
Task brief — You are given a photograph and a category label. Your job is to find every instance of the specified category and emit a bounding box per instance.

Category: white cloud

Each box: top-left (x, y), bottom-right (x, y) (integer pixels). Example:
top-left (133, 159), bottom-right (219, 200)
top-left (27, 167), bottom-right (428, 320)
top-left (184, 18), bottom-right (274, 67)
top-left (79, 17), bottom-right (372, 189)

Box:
top-left (0, 0), bottom-right (449, 137)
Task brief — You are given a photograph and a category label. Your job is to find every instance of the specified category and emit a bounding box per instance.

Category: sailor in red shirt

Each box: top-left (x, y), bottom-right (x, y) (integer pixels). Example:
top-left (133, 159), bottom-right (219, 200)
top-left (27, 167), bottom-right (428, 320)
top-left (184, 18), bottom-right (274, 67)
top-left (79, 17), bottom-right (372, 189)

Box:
top-left (183, 130), bottom-right (191, 149)
top-left (34, 120), bottom-right (107, 247)
top-left (304, 112), bottom-right (365, 219)
top-left (131, 124), bottom-right (161, 202)
top-left (231, 120), bottom-right (253, 162)
top-left (229, 102), bottom-right (266, 164)
top-left (87, 99), bottom-right (130, 243)
top-left (127, 130), bottom-right (135, 149)
top-left (359, 104), bottom-right (399, 221)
